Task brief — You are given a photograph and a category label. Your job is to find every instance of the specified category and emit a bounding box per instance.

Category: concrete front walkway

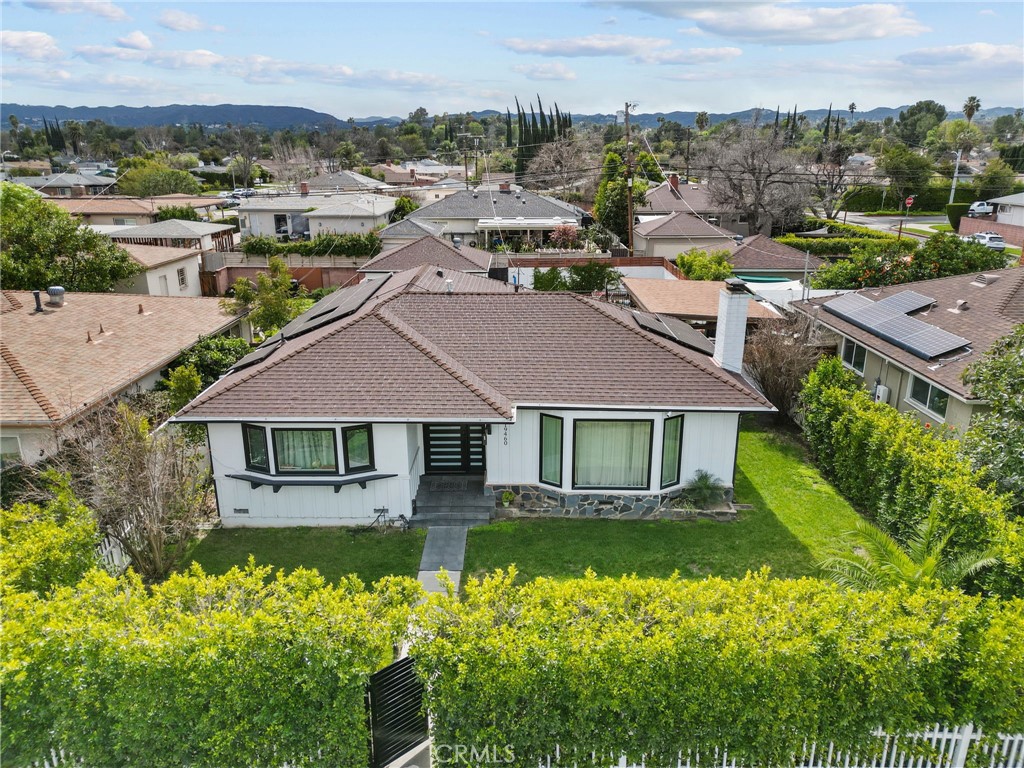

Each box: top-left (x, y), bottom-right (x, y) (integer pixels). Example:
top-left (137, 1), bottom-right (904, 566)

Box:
top-left (417, 525), bottom-right (468, 594)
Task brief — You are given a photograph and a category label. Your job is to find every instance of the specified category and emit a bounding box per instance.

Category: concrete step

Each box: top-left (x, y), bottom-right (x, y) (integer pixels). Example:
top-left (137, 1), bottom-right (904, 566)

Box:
top-left (410, 511), bottom-right (492, 529)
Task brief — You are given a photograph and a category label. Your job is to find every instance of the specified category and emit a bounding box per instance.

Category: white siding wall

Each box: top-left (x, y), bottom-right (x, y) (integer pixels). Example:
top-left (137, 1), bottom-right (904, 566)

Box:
top-left (678, 412), bottom-right (739, 487)
top-left (507, 265), bottom-right (675, 289)
top-left (307, 214), bottom-right (390, 235)
top-left (136, 258), bottom-right (202, 297)
top-left (208, 421), bottom-right (415, 527)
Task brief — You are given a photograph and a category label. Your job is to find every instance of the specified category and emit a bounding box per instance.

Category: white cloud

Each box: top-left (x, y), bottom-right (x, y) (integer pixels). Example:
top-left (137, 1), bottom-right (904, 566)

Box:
top-left (75, 44), bottom-right (225, 69)
top-left (1, 64), bottom-right (74, 85)
top-left (602, 2), bottom-right (927, 44)
top-left (512, 62), bottom-right (578, 81)
top-left (1, 30), bottom-right (64, 61)
top-left (116, 30), bottom-right (152, 50)
top-left (23, 0), bottom-right (128, 22)
top-left (897, 43), bottom-right (1022, 68)
top-left (157, 9), bottom-right (222, 33)
top-left (502, 34), bottom-right (670, 57)
top-left (635, 47), bottom-right (742, 65)
top-left (978, 9), bottom-right (997, 16)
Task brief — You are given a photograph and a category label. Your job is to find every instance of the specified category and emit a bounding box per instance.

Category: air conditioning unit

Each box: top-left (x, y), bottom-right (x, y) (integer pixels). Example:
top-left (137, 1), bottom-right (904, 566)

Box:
top-left (874, 385), bottom-right (890, 404)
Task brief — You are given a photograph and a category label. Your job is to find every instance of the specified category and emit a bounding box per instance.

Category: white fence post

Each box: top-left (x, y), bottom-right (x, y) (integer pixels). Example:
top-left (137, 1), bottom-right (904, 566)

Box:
top-left (948, 723), bottom-right (974, 768)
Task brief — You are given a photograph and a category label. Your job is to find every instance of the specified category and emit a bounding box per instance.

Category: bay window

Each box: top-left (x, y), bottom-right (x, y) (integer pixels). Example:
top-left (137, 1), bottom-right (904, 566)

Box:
top-left (242, 424), bottom-right (270, 472)
top-left (342, 424), bottom-right (374, 473)
top-left (573, 419), bottom-right (652, 490)
top-left (272, 428), bottom-right (338, 473)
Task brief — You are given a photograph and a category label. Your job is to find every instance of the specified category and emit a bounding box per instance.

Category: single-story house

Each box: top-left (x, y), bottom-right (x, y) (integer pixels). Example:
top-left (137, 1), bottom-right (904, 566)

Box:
top-left (117, 244), bottom-right (202, 297)
top-left (991, 192), bottom-right (1024, 227)
top-left (304, 169), bottom-right (391, 193)
top-left (0, 289), bottom-right (250, 467)
top-left (359, 235), bottom-right (492, 279)
top-left (46, 194), bottom-right (223, 227)
top-left (173, 267), bottom-right (772, 526)
top-left (623, 277), bottom-right (780, 335)
top-left (377, 217), bottom-right (445, 250)
top-left (633, 212), bottom-right (742, 260)
top-left (108, 220), bottom-right (236, 252)
top-left (792, 268), bottom-right (1024, 430)
top-left (305, 196), bottom-right (396, 236)
top-left (644, 175), bottom-right (749, 236)
top-left (11, 172), bottom-right (117, 197)
top-left (236, 195), bottom-right (332, 239)
top-left (405, 186), bottom-right (582, 249)
top-left (727, 235), bottom-right (825, 282)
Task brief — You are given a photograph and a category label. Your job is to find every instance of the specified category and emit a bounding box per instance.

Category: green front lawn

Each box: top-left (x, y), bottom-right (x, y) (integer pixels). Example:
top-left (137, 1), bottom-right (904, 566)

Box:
top-left (185, 526), bottom-right (426, 585)
top-left (461, 423), bottom-right (862, 582)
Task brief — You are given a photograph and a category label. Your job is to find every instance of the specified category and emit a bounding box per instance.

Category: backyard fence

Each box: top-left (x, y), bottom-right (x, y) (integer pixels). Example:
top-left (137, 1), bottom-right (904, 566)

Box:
top-left (95, 520), bottom-right (130, 575)
top-left (538, 726), bottom-right (1024, 768)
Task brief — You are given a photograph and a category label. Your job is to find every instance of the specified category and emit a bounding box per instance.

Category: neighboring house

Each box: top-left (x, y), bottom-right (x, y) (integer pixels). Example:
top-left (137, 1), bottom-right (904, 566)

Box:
top-left (633, 212), bottom-right (740, 259)
top-left (173, 267), bottom-right (772, 527)
top-left (406, 186), bottom-right (582, 249)
top-left (237, 195), bottom-right (332, 239)
top-left (623, 277), bottom-right (780, 335)
top-left (46, 194), bottom-right (222, 226)
top-left (108, 220), bottom-right (236, 252)
top-left (117, 244), bottom-right (202, 297)
top-left (991, 192), bottom-right (1024, 227)
top-left (727, 234), bottom-right (825, 282)
top-left (11, 172), bottom-right (117, 197)
top-left (0, 289), bottom-right (250, 467)
top-left (958, 191), bottom-right (1024, 250)
top-left (792, 268), bottom-right (1024, 430)
top-left (378, 217), bottom-right (445, 250)
top-left (305, 196), bottom-right (396, 236)
top-left (360, 235), bottom-right (492, 279)
top-left (305, 169), bottom-right (391, 193)
top-left (644, 175), bottom-right (748, 236)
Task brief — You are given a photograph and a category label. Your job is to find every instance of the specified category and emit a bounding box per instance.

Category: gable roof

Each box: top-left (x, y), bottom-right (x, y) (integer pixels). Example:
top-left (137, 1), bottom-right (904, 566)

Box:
top-left (46, 195), bottom-right (223, 218)
top-left (623, 278), bottom-right (781, 321)
top-left (379, 218), bottom-right (445, 239)
top-left (360, 236), bottom-right (492, 273)
top-left (13, 173), bottom-right (116, 191)
top-left (644, 179), bottom-right (716, 214)
top-left (178, 267), bottom-right (771, 422)
top-left (121, 244), bottom-right (200, 269)
top-left (107, 220), bottom-right (235, 239)
top-left (305, 197), bottom-right (396, 218)
top-left (408, 189), bottom-right (581, 222)
top-left (792, 267), bottom-right (1024, 399)
top-left (988, 192), bottom-right (1024, 206)
top-left (634, 211), bottom-right (736, 240)
top-left (1, 291), bottom-right (243, 427)
top-left (729, 234), bottom-right (825, 271)
top-left (306, 169), bottom-right (390, 190)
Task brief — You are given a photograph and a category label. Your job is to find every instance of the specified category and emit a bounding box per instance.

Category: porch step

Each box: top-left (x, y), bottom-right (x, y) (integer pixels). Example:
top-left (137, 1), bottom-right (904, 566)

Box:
top-left (412, 474), bottom-right (492, 528)
top-left (409, 510), bottom-right (492, 529)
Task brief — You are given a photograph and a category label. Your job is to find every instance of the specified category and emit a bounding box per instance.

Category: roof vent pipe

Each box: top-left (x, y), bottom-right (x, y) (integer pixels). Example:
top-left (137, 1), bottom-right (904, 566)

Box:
top-left (33, 290), bottom-right (43, 312)
top-left (445, 279), bottom-right (453, 295)
top-left (46, 286), bottom-right (65, 307)
top-left (452, 236), bottom-right (462, 249)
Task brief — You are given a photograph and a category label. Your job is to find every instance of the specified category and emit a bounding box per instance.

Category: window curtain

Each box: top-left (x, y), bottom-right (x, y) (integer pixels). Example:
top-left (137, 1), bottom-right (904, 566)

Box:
top-left (574, 421), bottom-right (651, 488)
top-left (274, 430), bottom-right (336, 471)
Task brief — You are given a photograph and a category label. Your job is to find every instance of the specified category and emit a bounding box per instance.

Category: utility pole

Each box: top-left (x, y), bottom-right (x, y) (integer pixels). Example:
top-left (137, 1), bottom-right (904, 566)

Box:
top-left (624, 102), bottom-right (636, 258)
top-left (948, 147), bottom-right (963, 205)
top-left (457, 133), bottom-right (471, 190)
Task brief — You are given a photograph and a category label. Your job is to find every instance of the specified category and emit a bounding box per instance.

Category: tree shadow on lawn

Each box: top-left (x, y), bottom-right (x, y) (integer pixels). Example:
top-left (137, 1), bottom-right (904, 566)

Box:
top-left (462, 473), bottom-right (817, 584)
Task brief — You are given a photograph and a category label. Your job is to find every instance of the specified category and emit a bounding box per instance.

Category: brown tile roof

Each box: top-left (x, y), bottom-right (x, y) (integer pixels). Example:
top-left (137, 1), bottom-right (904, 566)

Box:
top-left (179, 267), bottom-right (770, 421)
top-left (121, 244), bottom-right (200, 269)
top-left (792, 267), bottom-right (1024, 399)
top-left (360, 236), bottom-right (492, 273)
top-left (622, 278), bottom-right (780, 321)
top-left (644, 180), bottom-right (715, 214)
top-left (1, 291), bottom-right (244, 427)
top-left (46, 195), bottom-right (221, 216)
top-left (729, 234), bottom-right (825, 271)
top-left (634, 211), bottom-right (736, 240)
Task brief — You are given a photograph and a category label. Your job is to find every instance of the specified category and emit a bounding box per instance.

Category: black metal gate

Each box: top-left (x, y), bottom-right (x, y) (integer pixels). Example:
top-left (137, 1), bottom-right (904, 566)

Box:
top-left (366, 656), bottom-right (428, 768)
top-left (423, 424), bottom-right (486, 474)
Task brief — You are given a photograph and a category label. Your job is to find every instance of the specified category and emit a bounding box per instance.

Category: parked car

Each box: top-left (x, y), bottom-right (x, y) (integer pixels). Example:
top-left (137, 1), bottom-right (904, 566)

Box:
top-left (961, 232), bottom-right (1006, 251)
top-left (967, 201), bottom-right (994, 217)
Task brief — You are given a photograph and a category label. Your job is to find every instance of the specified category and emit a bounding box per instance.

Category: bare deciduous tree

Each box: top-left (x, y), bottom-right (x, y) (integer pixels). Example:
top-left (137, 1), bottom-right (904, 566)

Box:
top-left (802, 141), bottom-right (875, 219)
top-left (744, 314), bottom-right (821, 421)
top-left (525, 136), bottom-right (598, 196)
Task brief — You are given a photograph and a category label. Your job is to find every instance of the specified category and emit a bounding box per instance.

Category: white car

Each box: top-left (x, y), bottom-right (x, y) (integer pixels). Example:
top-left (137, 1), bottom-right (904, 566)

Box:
top-left (967, 201), bottom-right (994, 217)
top-left (961, 232), bottom-right (1005, 251)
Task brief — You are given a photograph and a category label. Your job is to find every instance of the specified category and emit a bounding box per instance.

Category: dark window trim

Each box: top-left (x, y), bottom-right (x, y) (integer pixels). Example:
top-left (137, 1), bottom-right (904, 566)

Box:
top-left (241, 423), bottom-right (270, 473)
top-left (571, 418), bottom-right (654, 491)
top-left (538, 413), bottom-right (563, 487)
top-left (271, 427), bottom-right (339, 475)
top-left (341, 424), bottom-right (375, 473)
top-left (842, 338), bottom-right (866, 374)
top-left (907, 376), bottom-right (949, 420)
top-left (660, 414), bottom-right (684, 489)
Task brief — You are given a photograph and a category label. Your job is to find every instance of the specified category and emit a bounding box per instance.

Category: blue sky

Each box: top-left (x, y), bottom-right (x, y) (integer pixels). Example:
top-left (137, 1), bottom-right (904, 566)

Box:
top-left (2, 1), bottom-right (1021, 118)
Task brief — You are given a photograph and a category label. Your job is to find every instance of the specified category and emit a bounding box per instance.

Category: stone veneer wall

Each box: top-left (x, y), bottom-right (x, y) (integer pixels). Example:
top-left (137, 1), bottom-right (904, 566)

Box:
top-left (489, 484), bottom-right (736, 522)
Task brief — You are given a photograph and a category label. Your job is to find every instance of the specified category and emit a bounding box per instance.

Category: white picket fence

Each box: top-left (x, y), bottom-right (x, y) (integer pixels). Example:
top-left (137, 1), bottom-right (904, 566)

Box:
top-left (540, 726), bottom-right (1024, 768)
top-left (95, 521), bottom-right (131, 575)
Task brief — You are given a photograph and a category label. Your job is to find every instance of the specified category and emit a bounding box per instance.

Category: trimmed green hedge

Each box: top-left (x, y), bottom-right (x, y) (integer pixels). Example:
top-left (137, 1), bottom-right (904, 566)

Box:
top-left (946, 203), bottom-right (970, 230)
top-left (802, 219), bottom-right (899, 239)
top-left (846, 185), bottom-right (976, 212)
top-left (799, 358), bottom-right (1022, 595)
top-left (776, 234), bottom-right (918, 257)
top-left (1, 565), bottom-right (421, 767)
top-left (414, 569), bottom-right (1024, 768)
top-left (240, 231), bottom-right (381, 259)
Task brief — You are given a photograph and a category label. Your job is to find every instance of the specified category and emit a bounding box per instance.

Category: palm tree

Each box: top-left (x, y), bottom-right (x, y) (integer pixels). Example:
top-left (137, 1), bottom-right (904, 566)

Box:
top-left (848, 102), bottom-right (857, 120)
top-left (819, 513), bottom-right (997, 590)
top-left (694, 111), bottom-right (710, 132)
top-left (64, 120), bottom-right (84, 156)
top-left (963, 96), bottom-right (981, 124)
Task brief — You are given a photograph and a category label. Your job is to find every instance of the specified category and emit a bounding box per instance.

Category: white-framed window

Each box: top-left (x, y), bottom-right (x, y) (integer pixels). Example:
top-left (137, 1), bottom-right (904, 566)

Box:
top-left (841, 338), bottom-right (867, 373)
top-left (176, 267), bottom-right (188, 288)
top-left (907, 376), bottom-right (949, 420)
top-left (1, 435), bottom-right (23, 468)
top-left (113, 217), bottom-right (137, 226)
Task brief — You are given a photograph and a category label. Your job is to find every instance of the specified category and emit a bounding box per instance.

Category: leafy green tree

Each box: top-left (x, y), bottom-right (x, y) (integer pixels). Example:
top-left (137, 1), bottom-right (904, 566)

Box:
top-left (694, 111), bottom-right (710, 132)
top-left (677, 249), bottom-right (733, 280)
top-left (819, 513), bottom-right (997, 590)
top-left (894, 100), bottom-right (947, 146)
top-left (165, 364), bottom-right (203, 413)
top-left (963, 326), bottom-right (1024, 515)
top-left (564, 260), bottom-right (623, 292)
top-left (0, 472), bottom-right (99, 595)
top-left (154, 205), bottom-right (201, 222)
top-left (532, 266), bottom-right (567, 291)
top-left (594, 177), bottom-right (647, 243)
top-left (223, 256), bottom-right (305, 336)
top-left (119, 160), bottom-right (201, 197)
top-left (877, 144), bottom-right (934, 206)
top-left (0, 182), bottom-right (141, 291)
top-left (634, 151), bottom-right (664, 183)
top-left (925, 119), bottom-right (983, 157)
top-left (963, 96), bottom-right (982, 124)
top-left (391, 195), bottom-right (418, 222)
top-left (173, 335), bottom-right (253, 387)
top-left (333, 141), bottom-right (363, 170)
top-left (971, 157), bottom-right (1016, 201)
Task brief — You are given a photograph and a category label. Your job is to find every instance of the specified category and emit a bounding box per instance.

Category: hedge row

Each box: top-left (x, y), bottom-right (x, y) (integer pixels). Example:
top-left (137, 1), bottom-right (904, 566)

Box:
top-left (802, 218), bottom-right (899, 239)
top-left (845, 185), bottom-right (976, 212)
top-left (799, 358), bottom-right (1022, 594)
top-left (776, 234), bottom-right (918, 256)
top-left (240, 231), bottom-right (381, 259)
top-left (1, 565), bottom-right (421, 768)
top-left (413, 569), bottom-right (1024, 768)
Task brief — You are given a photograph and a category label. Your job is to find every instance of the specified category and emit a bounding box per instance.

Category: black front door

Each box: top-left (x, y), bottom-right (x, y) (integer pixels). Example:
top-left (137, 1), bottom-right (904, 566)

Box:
top-left (424, 424), bottom-right (486, 474)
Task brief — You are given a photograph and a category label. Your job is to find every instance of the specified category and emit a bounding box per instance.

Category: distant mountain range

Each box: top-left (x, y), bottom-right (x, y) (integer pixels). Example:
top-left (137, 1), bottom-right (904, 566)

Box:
top-left (2, 102), bottom-right (1019, 130)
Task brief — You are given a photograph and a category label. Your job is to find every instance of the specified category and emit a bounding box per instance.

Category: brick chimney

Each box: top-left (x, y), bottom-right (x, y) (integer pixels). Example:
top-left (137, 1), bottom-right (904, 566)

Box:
top-left (499, 182), bottom-right (511, 192)
top-left (669, 173), bottom-right (679, 192)
top-left (299, 181), bottom-right (309, 196)
top-left (713, 278), bottom-right (752, 374)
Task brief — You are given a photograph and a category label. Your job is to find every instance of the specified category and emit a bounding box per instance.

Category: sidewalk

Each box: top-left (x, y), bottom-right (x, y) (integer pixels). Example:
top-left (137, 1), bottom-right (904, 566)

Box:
top-left (416, 525), bottom-right (467, 594)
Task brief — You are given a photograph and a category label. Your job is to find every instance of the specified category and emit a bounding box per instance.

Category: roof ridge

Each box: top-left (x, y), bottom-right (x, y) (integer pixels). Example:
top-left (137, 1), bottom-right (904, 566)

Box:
top-left (373, 308), bottom-right (513, 419)
top-left (1, 343), bottom-right (61, 422)
top-left (2, 291), bottom-right (24, 313)
top-left (572, 294), bottom-right (771, 407)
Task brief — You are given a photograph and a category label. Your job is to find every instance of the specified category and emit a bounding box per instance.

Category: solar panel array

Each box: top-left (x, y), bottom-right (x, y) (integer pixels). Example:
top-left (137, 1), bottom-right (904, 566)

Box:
top-left (822, 290), bottom-right (970, 360)
top-left (634, 311), bottom-right (716, 356)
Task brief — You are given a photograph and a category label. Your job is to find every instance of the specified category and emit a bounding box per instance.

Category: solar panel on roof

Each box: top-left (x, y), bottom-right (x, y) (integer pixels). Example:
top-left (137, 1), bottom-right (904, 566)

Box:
top-left (229, 342), bottom-right (279, 373)
top-left (876, 290), bottom-right (936, 314)
top-left (633, 311), bottom-right (715, 356)
top-left (822, 293), bottom-right (873, 315)
top-left (278, 279), bottom-right (384, 340)
top-left (902, 327), bottom-right (971, 359)
top-left (847, 304), bottom-right (903, 327)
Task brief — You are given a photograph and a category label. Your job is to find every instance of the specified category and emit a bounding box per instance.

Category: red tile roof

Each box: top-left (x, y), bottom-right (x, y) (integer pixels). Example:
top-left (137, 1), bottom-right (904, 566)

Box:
top-left (360, 236), bottom-right (492, 273)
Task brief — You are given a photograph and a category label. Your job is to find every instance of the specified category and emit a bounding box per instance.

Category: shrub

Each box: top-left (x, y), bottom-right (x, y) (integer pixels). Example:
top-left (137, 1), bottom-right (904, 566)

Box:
top-left (775, 235), bottom-right (917, 257)
top-left (677, 249), bottom-right (733, 280)
top-left (413, 569), bottom-right (1024, 767)
top-left (946, 203), bottom-right (970, 231)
